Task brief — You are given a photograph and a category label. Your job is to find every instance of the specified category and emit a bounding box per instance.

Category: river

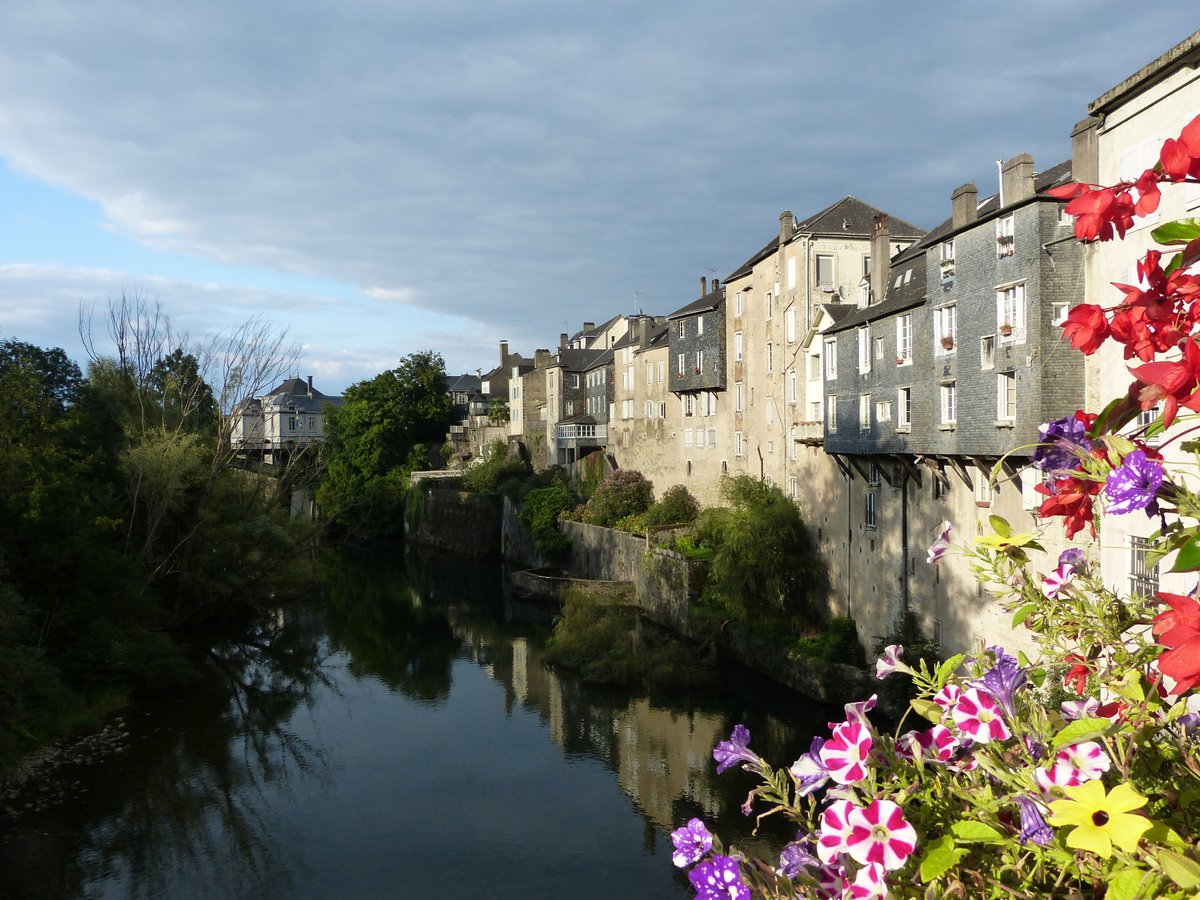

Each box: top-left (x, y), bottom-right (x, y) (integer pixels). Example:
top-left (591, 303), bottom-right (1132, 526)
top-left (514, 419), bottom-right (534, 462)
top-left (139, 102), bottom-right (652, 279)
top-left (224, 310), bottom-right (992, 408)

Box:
top-left (0, 548), bottom-right (834, 899)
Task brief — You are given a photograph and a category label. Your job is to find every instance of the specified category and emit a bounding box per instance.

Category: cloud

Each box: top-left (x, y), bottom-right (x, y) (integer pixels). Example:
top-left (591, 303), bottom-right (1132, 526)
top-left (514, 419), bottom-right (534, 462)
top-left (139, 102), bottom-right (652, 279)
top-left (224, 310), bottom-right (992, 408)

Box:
top-left (363, 286), bottom-right (417, 304)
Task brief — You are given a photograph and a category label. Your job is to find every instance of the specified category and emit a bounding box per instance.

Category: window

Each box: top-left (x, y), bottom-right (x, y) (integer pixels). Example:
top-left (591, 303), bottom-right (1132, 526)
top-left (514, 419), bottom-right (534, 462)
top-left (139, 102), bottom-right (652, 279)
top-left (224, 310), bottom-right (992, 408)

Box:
top-left (734, 331), bottom-right (743, 362)
top-left (1052, 302), bottom-right (1070, 326)
top-left (735, 382), bottom-right (744, 411)
top-left (974, 470), bottom-right (993, 505)
top-left (807, 353), bottom-right (820, 381)
top-left (874, 336), bottom-right (885, 361)
top-left (896, 315), bottom-right (912, 363)
top-left (785, 306), bottom-right (796, 343)
top-left (859, 394), bottom-right (871, 431)
top-left (646, 361), bottom-right (654, 384)
top-left (826, 396), bottom-right (838, 432)
top-left (685, 394), bottom-right (696, 417)
top-left (678, 320), bottom-right (686, 338)
top-left (695, 350), bottom-right (704, 374)
top-left (790, 428), bottom-right (798, 461)
top-left (939, 239), bottom-right (955, 280)
top-left (765, 397), bottom-right (776, 428)
top-left (858, 326), bottom-right (871, 373)
top-left (788, 369), bottom-right (798, 405)
top-left (766, 292), bottom-right (773, 320)
top-left (1130, 536), bottom-right (1160, 599)
top-left (865, 490), bottom-right (877, 528)
top-left (869, 463), bottom-right (882, 486)
top-left (658, 401), bottom-right (666, 418)
top-left (288, 416), bottom-right (297, 432)
top-left (996, 214), bottom-right (1015, 258)
top-left (568, 374), bottom-right (580, 388)
top-left (735, 431), bottom-right (745, 457)
top-left (997, 283), bottom-right (1027, 342)
top-left (684, 428), bottom-right (693, 447)
top-left (734, 291), bottom-right (743, 316)
top-left (934, 304), bottom-right (956, 354)
top-left (897, 388), bottom-right (911, 428)
top-left (677, 353), bottom-right (685, 376)
top-left (997, 371), bottom-right (1016, 420)
top-left (824, 338), bottom-right (838, 379)
top-left (816, 254), bottom-right (835, 290)
top-left (697, 315), bottom-right (704, 335)
top-left (862, 255), bottom-right (871, 280)
top-left (933, 472), bottom-right (950, 500)
top-left (790, 477), bottom-right (798, 500)
top-left (940, 381), bottom-right (956, 424)
top-left (981, 335), bottom-right (996, 370)
top-left (766, 342), bottom-right (773, 373)
top-left (876, 399), bottom-right (892, 422)
top-left (657, 361), bottom-right (665, 383)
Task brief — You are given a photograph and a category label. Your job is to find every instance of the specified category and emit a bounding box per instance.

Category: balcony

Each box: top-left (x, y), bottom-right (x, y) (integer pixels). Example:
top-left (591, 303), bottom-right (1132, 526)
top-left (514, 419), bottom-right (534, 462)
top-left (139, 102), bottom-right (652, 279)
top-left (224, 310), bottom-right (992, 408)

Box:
top-left (793, 421), bottom-right (824, 444)
top-left (556, 423), bottom-right (607, 441)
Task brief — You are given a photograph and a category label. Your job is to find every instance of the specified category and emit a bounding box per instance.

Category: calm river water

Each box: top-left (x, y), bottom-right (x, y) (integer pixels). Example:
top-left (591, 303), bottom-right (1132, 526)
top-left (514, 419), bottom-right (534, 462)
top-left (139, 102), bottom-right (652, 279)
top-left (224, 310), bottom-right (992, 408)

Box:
top-left (0, 549), bottom-right (833, 899)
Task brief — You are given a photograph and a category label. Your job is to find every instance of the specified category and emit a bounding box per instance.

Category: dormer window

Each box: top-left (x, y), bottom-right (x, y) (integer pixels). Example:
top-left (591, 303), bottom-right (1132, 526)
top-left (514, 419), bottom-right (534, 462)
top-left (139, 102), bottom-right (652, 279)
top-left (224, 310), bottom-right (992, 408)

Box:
top-left (996, 214), bottom-right (1015, 258)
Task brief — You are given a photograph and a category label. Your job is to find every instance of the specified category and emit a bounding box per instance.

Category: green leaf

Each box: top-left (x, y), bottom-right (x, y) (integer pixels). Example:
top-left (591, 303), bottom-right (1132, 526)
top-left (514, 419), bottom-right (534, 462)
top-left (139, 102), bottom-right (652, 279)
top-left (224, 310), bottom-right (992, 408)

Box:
top-left (1051, 717), bottom-right (1114, 750)
top-left (949, 820), bottom-right (1004, 844)
top-left (935, 653), bottom-right (967, 687)
top-left (1156, 849), bottom-right (1200, 889)
top-left (1106, 868), bottom-right (1151, 900)
top-left (1145, 820), bottom-right (1187, 849)
top-left (1011, 603), bottom-right (1037, 628)
top-left (1112, 670), bottom-right (1146, 703)
top-left (1151, 218), bottom-right (1200, 245)
top-left (989, 515), bottom-right (1011, 538)
top-left (919, 835), bottom-right (966, 882)
top-left (1171, 534), bottom-right (1200, 573)
top-left (911, 698), bottom-right (943, 724)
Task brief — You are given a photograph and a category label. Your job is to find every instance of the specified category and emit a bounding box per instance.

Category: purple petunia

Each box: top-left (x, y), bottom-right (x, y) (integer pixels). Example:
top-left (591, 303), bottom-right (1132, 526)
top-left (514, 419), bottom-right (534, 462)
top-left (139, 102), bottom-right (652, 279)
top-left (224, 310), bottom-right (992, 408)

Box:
top-left (688, 854), bottom-right (751, 900)
top-left (777, 835), bottom-right (819, 879)
top-left (1105, 450), bottom-right (1163, 515)
top-left (1032, 415), bottom-right (1092, 476)
top-left (1015, 795), bottom-right (1053, 846)
top-left (973, 646), bottom-right (1028, 720)
top-left (713, 724), bottom-right (763, 775)
top-left (789, 736), bottom-right (831, 796)
top-left (671, 818), bottom-right (714, 868)
top-left (1058, 547), bottom-right (1086, 569)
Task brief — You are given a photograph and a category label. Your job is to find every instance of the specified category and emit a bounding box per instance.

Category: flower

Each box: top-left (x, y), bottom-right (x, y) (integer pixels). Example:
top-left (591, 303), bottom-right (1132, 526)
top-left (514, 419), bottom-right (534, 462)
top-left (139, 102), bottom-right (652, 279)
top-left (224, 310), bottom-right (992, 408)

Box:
top-left (1042, 562), bottom-right (1075, 599)
top-left (1036, 476), bottom-right (1101, 540)
top-left (838, 694), bottom-right (878, 728)
top-left (713, 724), bottom-right (763, 774)
top-left (844, 799), bottom-right (918, 872)
top-left (1047, 781), bottom-right (1151, 858)
top-left (1105, 450), bottom-right (1163, 515)
top-left (1059, 547), bottom-right (1086, 569)
top-left (932, 683), bottom-right (962, 715)
top-left (817, 799), bottom-right (857, 864)
top-left (814, 864), bottom-right (848, 900)
top-left (789, 736), bottom-right (831, 796)
top-left (928, 521), bottom-right (952, 563)
top-left (1015, 795), bottom-right (1054, 846)
top-left (896, 726), bottom-right (958, 763)
top-left (847, 862), bottom-right (888, 899)
top-left (1032, 414), bottom-right (1093, 473)
top-left (951, 688), bottom-right (1011, 743)
top-left (875, 644), bottom-right (911, 680)
top-left (687, 854), bottom-right (751, 900)
top-left (777, 835), bottom-right (818, 879)
top-left (819, 721), bottom-right (873, 784)
top-left (1153, 591), bottom-right (1200, 695)
top-left (973, 646), bottom-right (1028, 719)
top-left (1063, 655), bottom-right (1091, 695)
top-left (670, 818), bottom-right (714, 868)
top-left (1050, 741), bottom-right (1111, 786)
top-left (1060, 303), bottom-right (1111, 354)
top-left (1061, 697), bottom-right (1100, 721)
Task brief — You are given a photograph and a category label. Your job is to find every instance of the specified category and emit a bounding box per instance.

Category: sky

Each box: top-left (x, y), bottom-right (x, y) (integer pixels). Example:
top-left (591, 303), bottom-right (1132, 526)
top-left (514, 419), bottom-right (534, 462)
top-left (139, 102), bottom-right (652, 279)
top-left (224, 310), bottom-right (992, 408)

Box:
top-left (0, 2), bottom-right (1195, 394)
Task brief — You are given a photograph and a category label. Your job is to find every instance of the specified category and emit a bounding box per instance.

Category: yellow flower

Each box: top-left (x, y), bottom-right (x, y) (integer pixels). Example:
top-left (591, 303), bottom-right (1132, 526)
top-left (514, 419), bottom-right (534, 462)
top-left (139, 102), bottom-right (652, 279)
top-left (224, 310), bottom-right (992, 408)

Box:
top-left (1047, 781), bottom-right (1151, 858)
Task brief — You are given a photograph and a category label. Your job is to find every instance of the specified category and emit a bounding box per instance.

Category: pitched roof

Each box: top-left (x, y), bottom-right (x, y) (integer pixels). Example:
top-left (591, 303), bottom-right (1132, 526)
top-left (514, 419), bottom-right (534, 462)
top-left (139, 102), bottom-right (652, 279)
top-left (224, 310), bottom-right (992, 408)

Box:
top-left (825, 255), bottom-right (929, 335)
top-left (267, 377), bottom-right (336, 400)
top-left (551, 348), bottom-right (607, 371)
top-left (667, 286), bottom-right (725, 320)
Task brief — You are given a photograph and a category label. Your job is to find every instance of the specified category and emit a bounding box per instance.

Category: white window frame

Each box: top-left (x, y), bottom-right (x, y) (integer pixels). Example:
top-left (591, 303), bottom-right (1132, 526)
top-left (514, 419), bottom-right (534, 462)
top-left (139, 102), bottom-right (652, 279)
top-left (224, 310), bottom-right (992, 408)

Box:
top-left (940, 381), bottom-right (957, 425)
top-left (787, 369), bottom-right (798, 405)
top-left (816, 254), bottom-right (835, 290)
top-left (859, 394), bottom-right (871, 431)
top-left (826, 395), bottom-right (838, 433)
top-left (980, 335), bottom-right (996, 370)
top-left (677, 353), bottom-right (685, 376)
top-left (766, 341), bottom-right (773, 374)
top-left (875, 399), bottom-right (891, 422)
top-left (934, 304), bottom-right (956, 355)
top-left (734, 331), bottom-right (744, 362)
top-left (897, 387), bottom-right (911, 429)
top-left (997, 283), bottom-right (1027, 344)
top-left (996, 213), bottom-right (1015, 258)
top-left (678, 320), bottom-right (686, 338)
top-left (696, 315), bottom-right (704, 335)
top-left (857, 326), bottom-right (871, 374)
top-left (896, 315), bottom-right (912, 364)
top-left (735, 381), bottom-right (744, 412)
top-left (865, 490), bottom-right (877, 529)
top-left (824, 338), bottom-right (838, 379)
top-left (997, 371), bottom-right (1016, 421)
top-left (695, 350), bottom-right (704, 374)
top-left (735, 431), bottom-right (745, 457)
top-left (785, 306), bottom-right (796, 344)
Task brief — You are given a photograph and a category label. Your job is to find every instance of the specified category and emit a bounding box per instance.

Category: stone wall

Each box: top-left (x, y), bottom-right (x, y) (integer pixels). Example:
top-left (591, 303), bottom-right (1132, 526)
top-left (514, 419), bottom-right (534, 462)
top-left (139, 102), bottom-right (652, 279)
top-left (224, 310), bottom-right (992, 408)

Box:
top-left (406, 486), bottom-right (501, 556)
top-left (560, 521), bottom-right (647, 581)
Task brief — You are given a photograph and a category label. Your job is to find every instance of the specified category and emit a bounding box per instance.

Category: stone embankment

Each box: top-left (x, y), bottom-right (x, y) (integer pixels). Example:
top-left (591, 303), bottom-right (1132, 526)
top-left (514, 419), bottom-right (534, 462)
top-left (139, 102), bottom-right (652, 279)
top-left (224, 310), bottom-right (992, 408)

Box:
top-left (0, 717), bottom-right (130, 819)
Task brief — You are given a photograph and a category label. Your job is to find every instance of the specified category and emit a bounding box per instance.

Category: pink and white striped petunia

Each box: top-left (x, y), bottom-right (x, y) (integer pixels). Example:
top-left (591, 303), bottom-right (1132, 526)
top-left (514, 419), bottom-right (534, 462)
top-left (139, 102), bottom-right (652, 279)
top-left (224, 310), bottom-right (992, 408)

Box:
top-left (833, 694), bottom-right (878, 729)
top-left (932, 683), bottom-right (962, 716)
top-left (814, 863), bottom-right (848, 900)
top-left (896, 725), bottom-right (958, 763)
top-left (1033, 762), bottom-right (1078, 798)
top-left (847, 862), bottom-right (889, 899)
top-left (844, 800), bottom-right (918, 872)
top-left (816, 799), bottom-right (857, 864)
top-left (951, 688), bottom-right (1011, 743)
top-left (875, 645), bottom-right (911, 680)
top-left (1053, 740), bottom-right (1111, 783)
top-left (819, 721), bottom-right (874, 784)
top-left (1042, 562), bottom-right (1076, 599)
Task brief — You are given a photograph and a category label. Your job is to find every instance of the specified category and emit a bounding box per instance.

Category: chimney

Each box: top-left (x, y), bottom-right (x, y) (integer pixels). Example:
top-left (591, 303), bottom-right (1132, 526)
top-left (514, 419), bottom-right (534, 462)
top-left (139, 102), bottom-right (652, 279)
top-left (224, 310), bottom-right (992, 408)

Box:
top-left (559, 332), bottom-right (568, 348)
top-left (780, 209), bottom-right (795, 245)
top-left (583, 321), bottom-right (594, 333)
top-left (713, 278), bottom-right (720, 292)
top-left (535, 348), bottom-right (551, 367)
top-left (1070, 117), bottom-right (1100, 187)
top-left (870, 215), bottom-right (890, 304)
top-left (499, 340), bottom-right (510, 369)
top-left (1001, 153), bottom-right (1035, 205)
top-left (951, 183), bottom-right (978, 229)
top-left (638, 317), bottom-right (650, 350)
top-left (307, 375), bottom-right (313, 399)
top-left (699, 275), bottom-right (707, 297)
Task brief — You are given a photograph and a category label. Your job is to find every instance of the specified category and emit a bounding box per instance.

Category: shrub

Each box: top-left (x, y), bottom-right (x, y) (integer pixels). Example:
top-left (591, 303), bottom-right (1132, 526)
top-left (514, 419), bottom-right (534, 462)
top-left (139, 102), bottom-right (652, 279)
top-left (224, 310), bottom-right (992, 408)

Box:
top-left (582, 469), bottom-right (654, 528)
top-left (642, 484), bottom-right (700, 529)
top-left (460, 440), bottom-right (529, 496)
top-left (518, 485), bottom-right (573, 562)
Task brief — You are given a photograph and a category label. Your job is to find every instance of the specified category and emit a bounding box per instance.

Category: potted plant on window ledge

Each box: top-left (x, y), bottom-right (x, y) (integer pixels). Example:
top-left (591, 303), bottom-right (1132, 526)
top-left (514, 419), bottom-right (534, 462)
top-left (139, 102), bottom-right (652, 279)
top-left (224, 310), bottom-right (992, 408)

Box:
top-left (999, 322), bottom-right (1014, 337)
top-left (940, 335), bottom-right (954, 350)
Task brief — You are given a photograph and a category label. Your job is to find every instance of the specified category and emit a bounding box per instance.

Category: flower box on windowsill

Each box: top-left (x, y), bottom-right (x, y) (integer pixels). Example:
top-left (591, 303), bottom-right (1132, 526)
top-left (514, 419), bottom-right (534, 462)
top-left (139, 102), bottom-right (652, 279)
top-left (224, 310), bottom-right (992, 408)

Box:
top-left (896, 357), bottom-right (905, 365)
top-left (940, 336), bottom-right (954, 350)
top-left (999, 323), bottom-right (1014, 337)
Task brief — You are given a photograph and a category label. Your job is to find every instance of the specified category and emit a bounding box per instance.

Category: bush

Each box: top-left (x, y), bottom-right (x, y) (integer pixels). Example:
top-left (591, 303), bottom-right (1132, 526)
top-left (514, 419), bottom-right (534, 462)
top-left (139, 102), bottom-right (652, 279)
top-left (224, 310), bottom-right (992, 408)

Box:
top-left (642, 484), bottom-right (700, 529)
top-left (518, 485), bottom-right (573, 562)
top-left (582, 469), bottom-right (653, 527)
top-left (790, 616), bottom-right (867, 668)
top-left (460, 441), bottom-right (529, 496)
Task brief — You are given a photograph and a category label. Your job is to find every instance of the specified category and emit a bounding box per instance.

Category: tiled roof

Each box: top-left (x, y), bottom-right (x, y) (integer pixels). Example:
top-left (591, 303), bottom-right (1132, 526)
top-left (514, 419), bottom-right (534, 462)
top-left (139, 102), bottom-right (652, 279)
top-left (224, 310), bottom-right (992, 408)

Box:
top-left (825, 256), bottom-right (929, 335)
top-left (667, 287), bottom-right (725, 320)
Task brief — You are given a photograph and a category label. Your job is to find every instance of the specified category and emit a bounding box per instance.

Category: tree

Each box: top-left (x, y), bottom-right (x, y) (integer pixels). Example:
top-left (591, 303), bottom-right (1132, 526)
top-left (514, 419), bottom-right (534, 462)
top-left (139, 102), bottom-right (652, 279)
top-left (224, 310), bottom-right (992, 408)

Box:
top-left (317, 351), bottom-right (454, 539)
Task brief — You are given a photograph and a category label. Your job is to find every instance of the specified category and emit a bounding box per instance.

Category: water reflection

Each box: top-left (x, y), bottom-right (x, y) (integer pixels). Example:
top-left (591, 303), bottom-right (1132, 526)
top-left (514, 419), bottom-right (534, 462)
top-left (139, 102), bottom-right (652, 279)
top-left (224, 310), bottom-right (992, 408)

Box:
top-left (0, 548), bottom-right (834, 899)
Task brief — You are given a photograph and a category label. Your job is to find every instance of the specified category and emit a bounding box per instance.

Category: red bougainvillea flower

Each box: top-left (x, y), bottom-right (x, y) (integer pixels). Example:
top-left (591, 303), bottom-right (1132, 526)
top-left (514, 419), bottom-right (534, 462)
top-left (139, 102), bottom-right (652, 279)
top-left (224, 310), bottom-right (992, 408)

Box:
top-left (1129, 337), bottom-right (1200, 427)
top-left (1036, 477), bottom-right (1101, 540)
top-left (1060, 304), bottom-right (1110, 354)
top-left (1153, 591), bottom-right (1200, 695)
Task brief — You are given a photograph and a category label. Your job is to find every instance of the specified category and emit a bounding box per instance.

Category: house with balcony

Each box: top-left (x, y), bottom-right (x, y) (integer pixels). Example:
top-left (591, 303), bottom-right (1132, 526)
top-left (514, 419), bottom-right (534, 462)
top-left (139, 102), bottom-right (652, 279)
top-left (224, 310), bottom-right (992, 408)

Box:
top-left (821, 156), bottom-right (1085, 656)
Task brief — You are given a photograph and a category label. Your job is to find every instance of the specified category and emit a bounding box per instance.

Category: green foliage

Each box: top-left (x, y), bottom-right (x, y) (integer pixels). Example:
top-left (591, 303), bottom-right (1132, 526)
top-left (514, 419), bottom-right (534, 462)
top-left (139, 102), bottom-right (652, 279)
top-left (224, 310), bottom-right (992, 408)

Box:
top-left (791, 617), bottom-right (867, 668)
top-left (317, 350), bottom-right (453, 539)
top-left (460, 440), bottom-right (530, 496)
top-left (582, 468), bottom-right (653, 527)
top-left (486, 397), bottom-right (509, 424)
top-left (575, 450), bottom-right (606, 500)
top-left (611, 512), bottom-right (647, 535)
top-left (670, 533), bottom-right (715, 560)
top-left (544, 588), bottom-right (709, 689)
top-left (642, 484), bottom-right (700, 529)
top-left (693, 475), bottom-right (827, 628)
top-left (518, 484), bottom-right (573, 561)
